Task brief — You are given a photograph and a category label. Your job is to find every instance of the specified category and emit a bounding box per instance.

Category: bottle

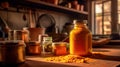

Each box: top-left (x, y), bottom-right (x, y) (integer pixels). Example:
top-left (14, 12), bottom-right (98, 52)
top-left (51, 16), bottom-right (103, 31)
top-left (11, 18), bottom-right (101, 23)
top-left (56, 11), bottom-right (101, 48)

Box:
top-left (69, 20), bottom-right (92, 56)
top-left (22, 27), bottom-right (30, 42)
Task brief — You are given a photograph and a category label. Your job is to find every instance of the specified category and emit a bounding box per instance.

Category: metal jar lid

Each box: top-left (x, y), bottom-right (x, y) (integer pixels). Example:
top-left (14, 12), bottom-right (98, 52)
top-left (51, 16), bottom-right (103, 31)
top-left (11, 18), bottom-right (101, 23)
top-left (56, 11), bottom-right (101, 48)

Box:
top-left (0, 40), bottom-right (25, 46)
top-left (26, 41), bottom-right (40, 46)
top-left (52, 42), bottom-right (68, 47)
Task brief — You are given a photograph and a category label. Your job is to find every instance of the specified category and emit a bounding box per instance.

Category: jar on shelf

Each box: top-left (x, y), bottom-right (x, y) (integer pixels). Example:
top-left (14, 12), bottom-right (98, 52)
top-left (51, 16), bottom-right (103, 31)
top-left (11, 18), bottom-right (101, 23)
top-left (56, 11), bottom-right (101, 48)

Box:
top-left (69, 20), bottom-right (92, 56)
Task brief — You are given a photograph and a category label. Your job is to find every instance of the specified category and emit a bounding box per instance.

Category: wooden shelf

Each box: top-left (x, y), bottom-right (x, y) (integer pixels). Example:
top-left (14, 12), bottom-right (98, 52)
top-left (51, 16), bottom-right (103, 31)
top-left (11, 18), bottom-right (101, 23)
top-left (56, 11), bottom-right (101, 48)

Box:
top-left (9, 0), bottom-right (88, 19)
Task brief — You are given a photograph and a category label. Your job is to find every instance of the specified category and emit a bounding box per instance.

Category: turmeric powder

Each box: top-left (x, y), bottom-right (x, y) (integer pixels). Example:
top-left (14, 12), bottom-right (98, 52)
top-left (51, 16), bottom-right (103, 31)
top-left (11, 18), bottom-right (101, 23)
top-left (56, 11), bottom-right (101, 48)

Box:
top-left (44, 54), bottom-right (90, 63)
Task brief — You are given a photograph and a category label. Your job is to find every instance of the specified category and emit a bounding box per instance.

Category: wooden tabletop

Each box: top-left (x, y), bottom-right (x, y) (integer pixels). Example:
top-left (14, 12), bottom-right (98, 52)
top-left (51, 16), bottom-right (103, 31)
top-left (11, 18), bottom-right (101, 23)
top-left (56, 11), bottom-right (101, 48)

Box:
top-left (9, 45), bottom-right (120, 67)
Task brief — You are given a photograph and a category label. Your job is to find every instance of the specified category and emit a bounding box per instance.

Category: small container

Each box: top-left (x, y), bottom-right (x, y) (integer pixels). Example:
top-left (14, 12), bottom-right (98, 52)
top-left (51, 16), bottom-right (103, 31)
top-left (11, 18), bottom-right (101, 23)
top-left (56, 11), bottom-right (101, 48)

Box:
top-left (8, 30), bottom-right (23, 40)
top-left (48, 0), bottom-right (58, 5)
top-left (42, 37), bottom-right (52, 55)
top-left (0, 40), bottom-right (26, 65)
top-left (72, 0), bottom-right (78, 5)
top-left (26, 41), bottom-right (41, 55)
top-left (80, 5), bottom-right (84, 11)
top-left (67, 2), bottom-right (72, 8)
top-left (52, 42), bottom-right (68, 56)
top-left (75, 4), bottom-right (80, 10)
top-left (22, 27), bottom-right (30, 43)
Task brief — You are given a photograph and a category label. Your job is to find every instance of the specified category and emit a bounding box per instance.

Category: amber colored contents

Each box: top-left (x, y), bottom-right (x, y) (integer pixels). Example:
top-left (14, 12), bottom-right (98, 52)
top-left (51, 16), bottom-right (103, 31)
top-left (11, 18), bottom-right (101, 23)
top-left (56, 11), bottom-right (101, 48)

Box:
top-left (52, 42), bottom-right (67, 55)
top-left (22, 28), bottom-right (30, 42)
top-left (69, 20), bottom-right (92, 56)
top-left (54, 46), bottom-right (67, 55)
top-left (26, 41), bottom-right (41, 55)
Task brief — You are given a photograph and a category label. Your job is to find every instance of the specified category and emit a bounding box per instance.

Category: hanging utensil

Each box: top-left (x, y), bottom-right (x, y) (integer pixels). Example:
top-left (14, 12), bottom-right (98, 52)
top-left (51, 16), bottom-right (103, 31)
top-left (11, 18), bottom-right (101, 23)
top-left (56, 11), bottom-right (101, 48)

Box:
top-left (29, 9), bottom-right (35, 28)
top-left (36, 14), bottom-right (57, 34)
top-left (23, 8), bottom-right (27, 21)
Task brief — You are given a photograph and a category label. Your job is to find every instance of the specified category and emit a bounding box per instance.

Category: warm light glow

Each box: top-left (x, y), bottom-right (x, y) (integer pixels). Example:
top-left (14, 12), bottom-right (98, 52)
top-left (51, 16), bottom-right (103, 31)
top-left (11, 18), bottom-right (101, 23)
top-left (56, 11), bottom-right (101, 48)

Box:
top-left (96, 4), bottom-right (102, 13)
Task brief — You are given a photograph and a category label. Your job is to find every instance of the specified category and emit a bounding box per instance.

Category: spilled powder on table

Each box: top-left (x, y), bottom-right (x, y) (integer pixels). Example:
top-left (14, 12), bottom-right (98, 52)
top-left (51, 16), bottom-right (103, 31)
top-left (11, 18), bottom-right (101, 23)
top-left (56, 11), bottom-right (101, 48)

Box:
top-left (44, 53), bottom-right (99, 63)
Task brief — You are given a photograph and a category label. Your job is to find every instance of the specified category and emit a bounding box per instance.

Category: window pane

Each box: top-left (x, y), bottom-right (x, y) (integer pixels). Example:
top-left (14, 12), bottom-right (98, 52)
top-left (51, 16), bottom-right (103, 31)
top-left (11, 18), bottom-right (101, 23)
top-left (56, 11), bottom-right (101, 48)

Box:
top-left (96, 4), bottom-right (102, 13)
top-left (118, 1), bottom-right (120, 35)
top-left (95, 1), bottom-right (111, 35)
top-left (118, 0), bottom-right (120, 10)
top-left (96, 16), bottom-right (103, 34)
top-left (104, 16), bottom-right (111, 35)
top-left (118, 14), bottom-right (120, 24)
top-left (103, 1), bottom-right (111, 12)
top-left (95, 3), bottom-right (102, 35)
top-left (118, 0), bottom-right (120, 24)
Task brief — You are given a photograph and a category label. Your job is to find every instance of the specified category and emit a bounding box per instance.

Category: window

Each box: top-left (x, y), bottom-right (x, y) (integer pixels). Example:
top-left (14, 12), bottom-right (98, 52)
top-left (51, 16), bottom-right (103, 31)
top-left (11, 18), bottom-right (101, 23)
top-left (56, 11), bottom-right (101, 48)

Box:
top-left (118, 0), bottom-right (120, 24)
top-left (92, 0), bottom-right (111, 35)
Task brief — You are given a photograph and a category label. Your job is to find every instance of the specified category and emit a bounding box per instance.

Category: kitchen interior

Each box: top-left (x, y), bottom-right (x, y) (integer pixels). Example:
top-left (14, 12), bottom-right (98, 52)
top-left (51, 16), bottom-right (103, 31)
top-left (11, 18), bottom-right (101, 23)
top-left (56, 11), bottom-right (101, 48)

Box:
top-left (0, 0), bottom-right (120, 67)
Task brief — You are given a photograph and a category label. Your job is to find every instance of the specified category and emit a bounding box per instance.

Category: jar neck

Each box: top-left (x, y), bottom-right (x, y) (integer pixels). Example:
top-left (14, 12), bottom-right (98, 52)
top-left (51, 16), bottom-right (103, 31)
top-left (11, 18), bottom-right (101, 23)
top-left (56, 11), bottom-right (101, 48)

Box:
top-left (74, 23), bottom-right (86, 29)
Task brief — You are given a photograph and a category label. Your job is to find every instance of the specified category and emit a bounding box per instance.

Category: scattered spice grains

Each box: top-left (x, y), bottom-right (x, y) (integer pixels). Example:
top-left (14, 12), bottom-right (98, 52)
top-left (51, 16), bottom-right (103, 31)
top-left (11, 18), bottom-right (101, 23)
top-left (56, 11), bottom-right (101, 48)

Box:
top-left (44, 52), bottom-right (103, 63)
top-left (44, 54), bottom-right (91, 63)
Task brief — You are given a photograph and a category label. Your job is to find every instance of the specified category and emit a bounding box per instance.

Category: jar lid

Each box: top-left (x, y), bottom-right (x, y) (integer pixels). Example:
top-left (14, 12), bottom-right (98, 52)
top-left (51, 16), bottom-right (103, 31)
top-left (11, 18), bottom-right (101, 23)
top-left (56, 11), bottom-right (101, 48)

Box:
top-left (52, 42), bottom-right (68, 46)
top-left (26, 41), bottom-right (40, 45)
top-left (43, 37), bottom-right (52, 41)
top-left (0, 40), bottom-right (25, 46)
top-left (73, 20), bottom-right (87, 24)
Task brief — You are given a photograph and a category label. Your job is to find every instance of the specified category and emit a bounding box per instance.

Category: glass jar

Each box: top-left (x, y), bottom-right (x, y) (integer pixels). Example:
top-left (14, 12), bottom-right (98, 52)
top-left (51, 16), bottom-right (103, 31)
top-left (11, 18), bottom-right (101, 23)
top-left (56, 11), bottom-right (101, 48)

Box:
top-left (0, 40), bottom-right (26, 64)
top-left (69, 20), bottom-right (92, 56)
top-left (52, 42), bottom-right (68, 56)
top-left (8, 30), bottom-right (23, 40)
top-left (42, 37), bottom-right (53, 55)
top-left (26, 41), bottom-right (41, 55)
top-left (22, 27), bottom-right (30, 43)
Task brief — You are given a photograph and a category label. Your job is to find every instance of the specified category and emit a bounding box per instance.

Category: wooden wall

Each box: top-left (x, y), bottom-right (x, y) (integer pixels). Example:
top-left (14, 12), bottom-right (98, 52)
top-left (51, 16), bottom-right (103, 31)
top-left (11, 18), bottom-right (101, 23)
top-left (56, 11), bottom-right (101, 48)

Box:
top-left (0, 8), bottom-right (72, 33)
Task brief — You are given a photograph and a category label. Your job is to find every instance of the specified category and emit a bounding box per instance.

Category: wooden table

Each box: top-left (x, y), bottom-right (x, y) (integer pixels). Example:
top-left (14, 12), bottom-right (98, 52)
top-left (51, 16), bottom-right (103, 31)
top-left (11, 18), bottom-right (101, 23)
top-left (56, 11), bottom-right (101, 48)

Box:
top-left (6, 45), bottom-right (120, 67)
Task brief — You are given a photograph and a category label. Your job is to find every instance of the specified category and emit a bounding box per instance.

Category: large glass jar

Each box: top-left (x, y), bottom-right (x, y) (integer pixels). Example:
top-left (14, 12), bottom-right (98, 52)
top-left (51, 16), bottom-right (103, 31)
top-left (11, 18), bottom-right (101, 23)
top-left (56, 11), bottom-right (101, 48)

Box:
top-left (69, 20), bottom-right (92, 56)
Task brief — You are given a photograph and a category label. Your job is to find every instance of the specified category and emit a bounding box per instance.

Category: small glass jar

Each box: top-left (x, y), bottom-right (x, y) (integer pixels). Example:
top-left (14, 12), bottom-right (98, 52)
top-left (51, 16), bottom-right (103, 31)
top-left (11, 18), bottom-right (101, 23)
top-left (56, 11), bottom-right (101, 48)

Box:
top-left (42, 37), bottom-right (53, 55)
top-left (26, 41), bottom-right (41, 55)
top-left (8, 30), bottom-right (23, 40)
top-left (52, 42), bottom-right (68, 56)
top-left (22, 27), bottom-right (30, 43)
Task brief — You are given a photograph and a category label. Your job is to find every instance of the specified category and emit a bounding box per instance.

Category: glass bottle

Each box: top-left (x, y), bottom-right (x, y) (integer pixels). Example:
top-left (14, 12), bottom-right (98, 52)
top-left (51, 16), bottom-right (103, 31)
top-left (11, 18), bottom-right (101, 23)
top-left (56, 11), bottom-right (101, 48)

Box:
top-left (22, 27), bottom-right (30, 42)
top-left (69, 20), bottom-right (92, 56)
